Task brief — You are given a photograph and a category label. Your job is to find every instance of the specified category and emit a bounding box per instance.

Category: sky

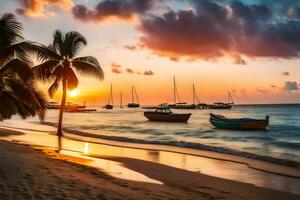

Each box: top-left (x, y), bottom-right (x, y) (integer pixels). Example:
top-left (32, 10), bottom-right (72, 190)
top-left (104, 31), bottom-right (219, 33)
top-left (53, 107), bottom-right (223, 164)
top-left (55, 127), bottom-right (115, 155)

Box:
top-left (1, 0), bottom-right (300, 105)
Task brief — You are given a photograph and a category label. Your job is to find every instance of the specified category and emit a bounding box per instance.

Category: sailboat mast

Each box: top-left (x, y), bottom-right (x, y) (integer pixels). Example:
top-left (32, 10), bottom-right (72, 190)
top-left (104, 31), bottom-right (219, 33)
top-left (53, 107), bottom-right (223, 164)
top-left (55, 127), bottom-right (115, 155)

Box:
top-left (228, 91), bottom-right (234, 104)
top-left (111, 83), bottom-right (113, 105)
top-left (193, 84), bottom-right (196, 105)
top-left (132, 86), bottom-right (134, 103)
top-left (134, 86), bottom-right (140, 104)
top-left (173, 76), bottom-right (176, 103)
top-left (120, 92), bottom-right (122, 107)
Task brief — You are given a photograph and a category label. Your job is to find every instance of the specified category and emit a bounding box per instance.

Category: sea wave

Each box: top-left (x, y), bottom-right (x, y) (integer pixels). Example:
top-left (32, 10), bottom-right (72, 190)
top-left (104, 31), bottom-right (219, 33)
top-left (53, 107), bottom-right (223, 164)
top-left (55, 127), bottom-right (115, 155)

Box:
top-left (41, 122), bottom-right (300, 169)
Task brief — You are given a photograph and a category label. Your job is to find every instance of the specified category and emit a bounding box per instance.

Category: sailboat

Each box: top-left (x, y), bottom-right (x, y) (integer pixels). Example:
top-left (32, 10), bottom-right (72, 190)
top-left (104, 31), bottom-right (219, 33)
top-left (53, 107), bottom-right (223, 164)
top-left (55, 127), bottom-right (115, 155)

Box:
top-left (209, 91), bottom-right (234, 109)
top-left (127, 86), bottom-right (140, 108)
top-left (120, 92), bottom-right (124, 108)
top-left (168, 77), bottom-right (197, 109)
top-left (168, 76), bottom-right (186, 109)
top-left (103, 83), bottom-right (113, 109)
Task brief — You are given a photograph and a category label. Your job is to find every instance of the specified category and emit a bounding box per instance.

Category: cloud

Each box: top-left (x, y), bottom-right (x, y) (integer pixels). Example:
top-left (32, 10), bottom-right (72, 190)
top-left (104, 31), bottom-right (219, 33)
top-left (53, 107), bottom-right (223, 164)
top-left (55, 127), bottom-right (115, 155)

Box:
top-left (282, 71), bottom-right (290, 76)
top-left (111, 62), bottom-right (153, 76)
top-left (283, 81), bottom-right (299, 90)
top-left (287, 7), bottom-right (300, 20)
top-left (143, 70), bottom-right (154, 75)
top-left (111, 62), bottom-right (122, 68)
top-left (257, 89), bottom-right (268, 94)
top-left (233, 55), bottom-right (246, 65)
top-left (124, 44), bottom-right (137, 50)
top-left (126, 68), bottom-right (134, 73)
top-left (112, 67), bottom-right (122, 74)
top-left (72, 0), bottom-right (154, 22)
top-left (15, 0), bottom-right (73, 18)
top-left (138, 0), bottom-right (300, 62)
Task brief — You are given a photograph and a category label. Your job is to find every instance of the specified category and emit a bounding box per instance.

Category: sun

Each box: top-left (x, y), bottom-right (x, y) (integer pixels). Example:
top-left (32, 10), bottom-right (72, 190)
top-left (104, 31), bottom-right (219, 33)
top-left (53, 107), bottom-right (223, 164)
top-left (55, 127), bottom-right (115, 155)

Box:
top-left (69, 89), bottom-right (79, 97)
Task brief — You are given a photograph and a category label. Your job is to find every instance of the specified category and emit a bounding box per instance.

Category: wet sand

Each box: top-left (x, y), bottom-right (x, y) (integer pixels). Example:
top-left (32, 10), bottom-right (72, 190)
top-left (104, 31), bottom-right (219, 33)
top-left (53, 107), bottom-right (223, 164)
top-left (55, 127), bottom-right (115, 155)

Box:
top-left (0, 128), bottom-right (300, 199)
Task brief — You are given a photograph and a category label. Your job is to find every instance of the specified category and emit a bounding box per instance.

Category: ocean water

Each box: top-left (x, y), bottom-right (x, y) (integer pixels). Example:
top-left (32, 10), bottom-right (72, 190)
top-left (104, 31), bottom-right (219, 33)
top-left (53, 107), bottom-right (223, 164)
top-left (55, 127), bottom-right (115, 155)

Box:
top-left (2, 104), bottom-right (300, 163)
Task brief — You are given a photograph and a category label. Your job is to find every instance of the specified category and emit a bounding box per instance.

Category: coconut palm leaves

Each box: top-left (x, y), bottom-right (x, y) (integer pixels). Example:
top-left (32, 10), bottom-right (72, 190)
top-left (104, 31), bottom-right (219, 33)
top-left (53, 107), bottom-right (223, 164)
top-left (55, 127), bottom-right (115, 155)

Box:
top-left (0, 13), bottom-right (47, 121)
top-left (33, 30), bottom-right (104, 136)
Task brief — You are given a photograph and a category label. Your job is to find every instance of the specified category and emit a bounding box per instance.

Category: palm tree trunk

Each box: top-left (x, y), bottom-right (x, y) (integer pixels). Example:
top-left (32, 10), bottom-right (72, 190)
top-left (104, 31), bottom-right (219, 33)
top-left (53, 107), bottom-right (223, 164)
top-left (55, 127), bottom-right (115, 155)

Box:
top-left (57, 78), bottom-right (67, 137)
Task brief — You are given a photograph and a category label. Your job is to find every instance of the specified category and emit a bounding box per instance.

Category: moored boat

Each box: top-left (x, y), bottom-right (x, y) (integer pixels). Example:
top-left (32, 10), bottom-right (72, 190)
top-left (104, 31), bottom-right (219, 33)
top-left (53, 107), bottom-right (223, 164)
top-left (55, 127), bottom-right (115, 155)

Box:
top-left (46, 101), bottom-right (60, 109)
top-left (208, 102), bottom-right (233, 109)
top-left (103, 83), bottom-right (113, 109)
top-left (144, 107), bottom-right (191, 123)
top-left (208, 92), bottom-right (234, 109)
top-left (209, 113), bottom-right (269, 130)
top-left (127, 86), bottom-right (140, 108)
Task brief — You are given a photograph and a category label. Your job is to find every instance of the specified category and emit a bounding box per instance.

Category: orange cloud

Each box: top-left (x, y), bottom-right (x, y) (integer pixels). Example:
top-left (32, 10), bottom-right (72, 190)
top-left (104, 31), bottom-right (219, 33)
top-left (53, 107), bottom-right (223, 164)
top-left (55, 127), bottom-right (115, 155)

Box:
top-left (124, 44), bottom-right (137, 50)
top-left (126, 68), bottom-right (134, 73)
top-left (144, 70), bottom-right (154, 75)
top-left (112, 68), bottom-right (122, 74)
top-left (111, 62), bottom-right (122, 68)
top-left (15, 0), bottom-right (73, 18)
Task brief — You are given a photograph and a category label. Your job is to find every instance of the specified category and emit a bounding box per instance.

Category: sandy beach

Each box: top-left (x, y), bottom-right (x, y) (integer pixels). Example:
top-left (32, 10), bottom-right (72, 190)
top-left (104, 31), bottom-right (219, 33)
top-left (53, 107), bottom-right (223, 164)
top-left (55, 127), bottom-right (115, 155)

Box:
top-left (0, 128), bottom-right (299, 200)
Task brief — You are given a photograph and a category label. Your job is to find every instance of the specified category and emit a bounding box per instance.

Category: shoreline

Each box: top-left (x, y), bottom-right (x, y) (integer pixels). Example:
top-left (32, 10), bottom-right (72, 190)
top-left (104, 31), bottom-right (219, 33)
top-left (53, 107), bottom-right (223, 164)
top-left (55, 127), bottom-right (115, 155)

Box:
top-left (1, 126), bottom-right (300, 195)
top-left (2, 124), bottom-right (300, 179)
top-left (0, 138), bottom-right (299, 199)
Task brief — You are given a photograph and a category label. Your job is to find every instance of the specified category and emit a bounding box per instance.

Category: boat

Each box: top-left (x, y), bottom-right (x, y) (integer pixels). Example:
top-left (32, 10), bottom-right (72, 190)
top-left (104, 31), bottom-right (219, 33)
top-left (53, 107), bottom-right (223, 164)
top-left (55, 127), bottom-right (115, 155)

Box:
top-left (64, 101), bottom-right (89, 112)
top-left (168, 77), bottom-right (197, 109)
top-left (208, 92), bottom-right (234, 109)
top-left (144, 106), bottom-right (191, 123)
top-left (46, 101), bottom-right (60, 109)
top-left (209, 113), bottom-right (269, 130)
top-left (127, 86), bottom-right (140, 108)
top-left (48, 101), bottom-right (87, 110)
top-left (208, 102), bottom-right (232, 109)
top-left (102, 83), bottom-right (113, 109)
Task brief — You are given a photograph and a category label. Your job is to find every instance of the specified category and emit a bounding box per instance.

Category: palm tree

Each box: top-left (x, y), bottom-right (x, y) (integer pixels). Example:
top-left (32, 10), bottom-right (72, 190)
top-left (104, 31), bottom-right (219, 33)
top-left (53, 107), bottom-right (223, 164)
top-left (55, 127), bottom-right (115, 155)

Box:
top-left (0, 13), bottom-right (47, 121)
top-left (34, 30), bottom-right (104, 136)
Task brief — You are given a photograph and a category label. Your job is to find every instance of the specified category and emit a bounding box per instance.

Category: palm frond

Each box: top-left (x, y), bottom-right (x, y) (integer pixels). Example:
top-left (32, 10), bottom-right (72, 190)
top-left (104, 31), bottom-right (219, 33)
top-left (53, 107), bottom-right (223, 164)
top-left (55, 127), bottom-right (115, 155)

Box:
top-left (48, 77), bottom-right (61, 98)
top-left (23, 80), bottom-right (48, 121)
top-left (64, 31), bottom-right (87, 58)
top-left (52, 30), bottom-right (64, 56)
top-left (36, 44), bottom-right (62, 62)
top-left (1, 78), bottom-right (48, 121)
top-left (0, 58), bottom-right (33, 81)
top-left (0, 13), bottom-right (23, 49)
top-left (0, 41), bottom-right (41, 64)
top-left (33, 60), bottom-right (60, 82)
top-left (72, 57), bottom-right (104, 80)
top-left (63, 66), bottom-right (79, 90)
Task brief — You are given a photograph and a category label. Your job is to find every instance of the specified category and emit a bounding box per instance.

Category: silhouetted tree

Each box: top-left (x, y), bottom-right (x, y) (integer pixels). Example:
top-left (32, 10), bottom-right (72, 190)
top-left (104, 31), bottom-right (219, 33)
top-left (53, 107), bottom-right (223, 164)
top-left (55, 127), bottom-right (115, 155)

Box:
top-left (0, 13), bottom-right (47, 121)
top-left (34, 30), bottom-right (104, 137)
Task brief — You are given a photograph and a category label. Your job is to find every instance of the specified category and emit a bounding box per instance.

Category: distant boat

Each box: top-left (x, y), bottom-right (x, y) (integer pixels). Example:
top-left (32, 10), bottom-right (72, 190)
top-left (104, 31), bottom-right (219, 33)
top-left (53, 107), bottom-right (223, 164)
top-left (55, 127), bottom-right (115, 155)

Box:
top-left (208, 92), bottom-right (234, 109)
top-left (46, 101), bottom-right (60, 109)
top-left (144, 106), bottom-right (191, 123)
top-left (47, 101), bottom-right (87, 110)
top-left (209, 113), bottom-right (269, 130)
top-left (168, 77), bottom-right (198, 109)
top-left (168, 76), bottom-right (189, 109)
top-left (103, 83), bottom-right (113, 109)
top-left (127, 86), bottom-right (140, 108)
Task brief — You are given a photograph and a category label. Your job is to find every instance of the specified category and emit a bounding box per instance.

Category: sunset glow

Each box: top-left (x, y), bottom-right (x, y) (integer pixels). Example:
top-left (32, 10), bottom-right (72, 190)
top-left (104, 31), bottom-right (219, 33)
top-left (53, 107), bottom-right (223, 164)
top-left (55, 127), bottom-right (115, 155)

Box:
top-left (1, 1), bottom-right (300, 199)
top-left (1, 0), bottom-right (299, 105)
top-left (69, 89), bottom-right (79, 98)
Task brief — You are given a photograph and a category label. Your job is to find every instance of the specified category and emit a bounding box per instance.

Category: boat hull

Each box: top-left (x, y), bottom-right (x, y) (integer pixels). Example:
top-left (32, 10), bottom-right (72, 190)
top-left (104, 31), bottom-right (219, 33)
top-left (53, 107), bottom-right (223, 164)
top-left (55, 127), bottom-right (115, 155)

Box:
top-left (102, 105), bottom-right (113, 109)
top-left (209, 114), bottom-right (268, 130)
top-left (127, 103), bottom-right (140, 108)
top-left (144, 112), bottom-right (191, 123)
top-left (208, 104), bottom-right (232, 109)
